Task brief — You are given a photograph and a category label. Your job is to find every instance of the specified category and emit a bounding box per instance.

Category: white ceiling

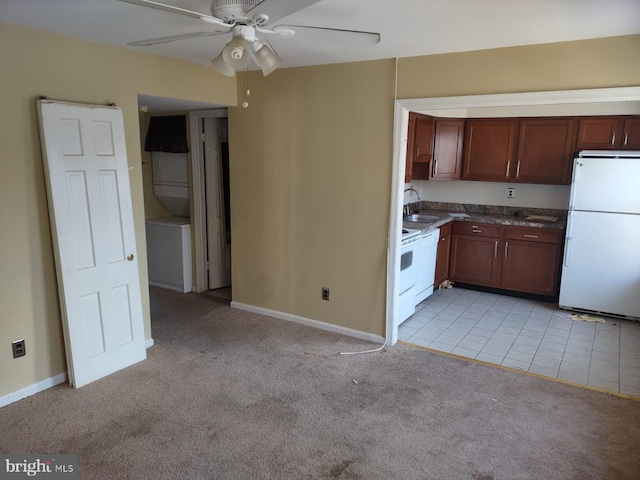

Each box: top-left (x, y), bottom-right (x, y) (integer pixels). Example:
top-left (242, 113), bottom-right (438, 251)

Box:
top-left (2, 0), bottom-right (640, 70)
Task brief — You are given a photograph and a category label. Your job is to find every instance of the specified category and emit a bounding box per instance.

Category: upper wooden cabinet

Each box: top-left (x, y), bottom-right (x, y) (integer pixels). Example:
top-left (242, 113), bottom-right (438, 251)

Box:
top-left (462, 119), bottom-right (519, 181)
top-left (409, 114), bottom-right (464, 181)
top-left (575, 117), bottom-right (624, 150)
top-left (622, 118), bottom-right (640, 149)
top-left (413, 114), bottom-right (435, 163)
top-left (405, 112), bottom-right (434, 182)
top-left (575, 116), bottom-right (640, 150)
top-left (515, 118), bottom-right (576, 185)
top-left (406, 114), bottom-right (639, 185)
top-left (431, 119), bottom-right (465, 180)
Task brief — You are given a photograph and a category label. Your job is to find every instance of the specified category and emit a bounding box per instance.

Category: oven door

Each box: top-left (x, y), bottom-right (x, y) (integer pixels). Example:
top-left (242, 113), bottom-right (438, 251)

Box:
top-left (399, 241), bottom-right (419, 294)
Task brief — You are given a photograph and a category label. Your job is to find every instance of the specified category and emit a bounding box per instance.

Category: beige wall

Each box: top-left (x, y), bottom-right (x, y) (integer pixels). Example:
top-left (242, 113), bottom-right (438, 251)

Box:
top-left (229, 60), bottom-right (397, 336)
top-left (0, 22), bottom-right (236, 398)
top-left (398, 35), bottom-right (640, 98)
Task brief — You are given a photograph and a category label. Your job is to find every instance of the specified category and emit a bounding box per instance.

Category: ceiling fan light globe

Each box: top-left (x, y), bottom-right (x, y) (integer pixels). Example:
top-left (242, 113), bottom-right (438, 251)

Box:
top-left (254, 44), bottom-right (283, 76)
top-left (222, 37), bottom-right (252, 69)
top-left (211, 52), bottom-right (236, 77)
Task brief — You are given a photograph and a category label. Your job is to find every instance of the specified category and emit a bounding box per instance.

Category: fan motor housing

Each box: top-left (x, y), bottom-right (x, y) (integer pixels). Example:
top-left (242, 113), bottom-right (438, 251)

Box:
top-left (211, 0), bottom-right (262, 23)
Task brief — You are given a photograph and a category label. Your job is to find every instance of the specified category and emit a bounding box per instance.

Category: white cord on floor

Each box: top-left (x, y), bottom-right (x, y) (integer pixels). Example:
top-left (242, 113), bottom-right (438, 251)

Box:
top-left (339, 340), bottom-right (387, 355)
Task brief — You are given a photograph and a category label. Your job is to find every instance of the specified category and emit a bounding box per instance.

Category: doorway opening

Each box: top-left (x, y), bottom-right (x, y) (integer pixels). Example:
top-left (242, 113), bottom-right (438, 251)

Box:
top-left (386, 87), bottom-right (640, 347)
top-left (189, 109), bottom-right (233, 302)
top-left (137, 95), bottom-right (232, 304)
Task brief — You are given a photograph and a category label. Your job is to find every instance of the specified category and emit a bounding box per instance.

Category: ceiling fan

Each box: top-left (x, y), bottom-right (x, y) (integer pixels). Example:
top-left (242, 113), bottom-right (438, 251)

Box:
top-left (118, 0), bottom-right (381, 77)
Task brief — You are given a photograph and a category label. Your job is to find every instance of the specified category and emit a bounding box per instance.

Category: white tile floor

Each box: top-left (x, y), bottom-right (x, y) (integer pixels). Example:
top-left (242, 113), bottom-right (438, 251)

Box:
top-left (399, 287), bottom-right (640, 397)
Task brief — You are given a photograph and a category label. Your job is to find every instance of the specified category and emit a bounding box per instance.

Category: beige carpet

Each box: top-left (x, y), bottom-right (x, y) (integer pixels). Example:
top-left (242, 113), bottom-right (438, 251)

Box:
top-left (1, 287), bottom-right (639, 479)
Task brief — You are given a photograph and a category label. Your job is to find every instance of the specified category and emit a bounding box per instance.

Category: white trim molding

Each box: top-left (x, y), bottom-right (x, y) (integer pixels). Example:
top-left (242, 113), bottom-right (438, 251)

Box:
top-left (1, 340), bottom-right (154, 408)
top-left (230, 301), bottom-right (385, 345)
top-left (0, 373), bottom-right (67, 409)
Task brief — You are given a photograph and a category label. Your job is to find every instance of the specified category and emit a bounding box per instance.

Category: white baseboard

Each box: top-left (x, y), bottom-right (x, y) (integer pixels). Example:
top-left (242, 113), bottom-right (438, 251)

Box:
top-left (230, 301), bottom-right (386, 344)
top-left (0, 372), bottom-right (67, 409)
top-left (1, 339), bottom-right (154, 409)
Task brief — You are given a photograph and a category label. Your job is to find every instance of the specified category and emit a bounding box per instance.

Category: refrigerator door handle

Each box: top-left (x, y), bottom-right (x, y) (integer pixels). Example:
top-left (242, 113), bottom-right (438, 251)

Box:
top-left (563, 214), bottom-right (573, 267)
top-left (568, 158), bottom-right (580, 210)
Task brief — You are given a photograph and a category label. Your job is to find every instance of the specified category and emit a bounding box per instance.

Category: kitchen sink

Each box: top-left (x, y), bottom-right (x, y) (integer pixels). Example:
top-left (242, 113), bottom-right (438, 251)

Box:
top-left (404, 214), bottom-right (441, 223)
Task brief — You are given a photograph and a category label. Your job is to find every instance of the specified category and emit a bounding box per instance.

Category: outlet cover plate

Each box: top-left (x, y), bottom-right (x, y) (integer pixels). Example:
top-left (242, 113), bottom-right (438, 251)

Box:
top-left (12, 339), bottom-right (26, 358)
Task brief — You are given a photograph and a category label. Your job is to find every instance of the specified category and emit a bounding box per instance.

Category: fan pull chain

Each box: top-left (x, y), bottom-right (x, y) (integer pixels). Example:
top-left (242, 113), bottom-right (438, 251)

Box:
top-left (242, 68), bottom-right (250, 108)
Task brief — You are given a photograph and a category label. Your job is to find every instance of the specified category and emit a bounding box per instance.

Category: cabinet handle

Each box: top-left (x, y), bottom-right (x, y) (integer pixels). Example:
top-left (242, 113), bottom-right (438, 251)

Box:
top-left (624, 132), bottom-right (629, 146)
top-left (611, 132), bottom-right (616, 146)
top-left (494, 241), bottom-right (498, 257)
top-left (523, 234), bottom-right (538, 238)
top-left (506, 161), bottom-right (511, 177)
top-left (515, 161), bottom-right (521, 178)
top-left (504, 241), bottom-right (509, 258)
top-left (472, 229), bottom-right (482, 233)
top-left (416, 146), bottom-right (420, 157)
top-left (433, 158), bottom-right (437, 176)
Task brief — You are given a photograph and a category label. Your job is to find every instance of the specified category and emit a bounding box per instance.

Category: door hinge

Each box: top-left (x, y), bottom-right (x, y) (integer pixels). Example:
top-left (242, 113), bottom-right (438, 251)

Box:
top-left (200, 133), bottom-right (206, 143)
top-left (205, 261), bottom-right (210, 270)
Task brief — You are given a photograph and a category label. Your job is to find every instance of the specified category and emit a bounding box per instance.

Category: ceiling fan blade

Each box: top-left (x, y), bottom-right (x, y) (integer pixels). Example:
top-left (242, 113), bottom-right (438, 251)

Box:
top-left (274, 25), bottom-right (380, 48)
top-left (247, 0), bottom-right (323, 25)
top-left (127, 31), bottom-right (227, 47)
top-left (117, 0), bottom-right (230, 28)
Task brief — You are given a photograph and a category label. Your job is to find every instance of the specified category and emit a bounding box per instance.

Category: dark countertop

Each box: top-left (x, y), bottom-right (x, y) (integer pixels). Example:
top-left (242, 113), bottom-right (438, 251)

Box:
top-left (403, 209), bottom-right (567, 233)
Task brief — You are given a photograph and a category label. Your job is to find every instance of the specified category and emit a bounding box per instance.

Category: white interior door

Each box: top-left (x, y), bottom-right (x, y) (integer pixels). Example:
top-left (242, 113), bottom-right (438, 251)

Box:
top-left (37, 100), bottom-right (146, 388)
top-left (204, 117), bottom-right (231, 290)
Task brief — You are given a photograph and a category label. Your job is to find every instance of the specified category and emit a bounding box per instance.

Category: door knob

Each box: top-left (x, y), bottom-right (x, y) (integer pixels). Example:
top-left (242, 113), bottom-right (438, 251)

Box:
top-left (127, 253), bottom-right (134, 261)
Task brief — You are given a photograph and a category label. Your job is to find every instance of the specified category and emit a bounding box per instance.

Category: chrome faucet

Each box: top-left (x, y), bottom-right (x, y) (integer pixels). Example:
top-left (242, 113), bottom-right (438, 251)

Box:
top-left (403, 187), bottom-right (421, 216)
top-left (404, 187), bottom-right (421, 200)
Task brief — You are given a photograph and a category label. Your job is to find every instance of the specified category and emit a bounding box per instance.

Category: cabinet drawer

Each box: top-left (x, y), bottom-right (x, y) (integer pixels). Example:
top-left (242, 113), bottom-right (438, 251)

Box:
top-left (505, 227), bottom-right (560, 244)
top-left (452, 222), bottom-right (502, 237)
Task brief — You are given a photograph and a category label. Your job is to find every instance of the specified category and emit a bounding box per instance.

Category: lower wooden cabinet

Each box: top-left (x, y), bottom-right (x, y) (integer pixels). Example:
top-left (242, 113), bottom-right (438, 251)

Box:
top-left (448, 223), bottom-right (562, 297)
top-left (501, 240), bottom-right (559, 295)
top-left (434, 223), bottom-right (452, 286)
top-left (444, 222), bottom-right (501, 287)
top-left (500, 227), bottom-right (561, 296)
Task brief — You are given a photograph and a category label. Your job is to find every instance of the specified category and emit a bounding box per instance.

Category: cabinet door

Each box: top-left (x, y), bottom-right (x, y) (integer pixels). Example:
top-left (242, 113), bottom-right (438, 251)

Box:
top-left (431, 119), bottom-right (464, 180)
top-left (622, 118), bottom-right (640, 150)
top-left (463, 119), bottom-right (518, 181)
top-left (515, 118), bottom-right (576, 185)
top-left (501, 240), bottom-right (559, 295)
top-left (576, 117), bottom-right (624, 150)
top-left (413, 114), bottom-right (435, 163)
top-left (404, 113), bottom-right (417, 183)
top-left (434, 223), bottom-right (452, 286)
top-left (449, 234), bottom-right (500, 286)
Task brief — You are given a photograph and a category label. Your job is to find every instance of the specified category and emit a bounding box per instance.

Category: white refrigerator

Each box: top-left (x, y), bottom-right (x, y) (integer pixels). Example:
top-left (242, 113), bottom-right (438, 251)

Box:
top-left (559, 150), bottom-right (640, 320)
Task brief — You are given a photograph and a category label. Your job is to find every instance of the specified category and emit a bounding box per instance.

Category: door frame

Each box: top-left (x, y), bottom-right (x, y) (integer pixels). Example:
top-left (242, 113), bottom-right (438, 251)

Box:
top-left (188, 108), bottom-right (229, 293)
top-left (386, 86), bottom-right (640, 345)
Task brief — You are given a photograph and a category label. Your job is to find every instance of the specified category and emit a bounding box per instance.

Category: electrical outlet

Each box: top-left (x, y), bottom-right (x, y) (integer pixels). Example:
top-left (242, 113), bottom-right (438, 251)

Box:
top-left (12, 339), bottom-right (26, 358)
top-left (507, 187), bottom-right (515, 198)
top-left (322, 287), bottom-right (330, 301)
